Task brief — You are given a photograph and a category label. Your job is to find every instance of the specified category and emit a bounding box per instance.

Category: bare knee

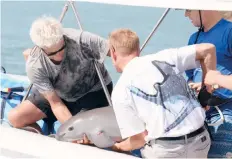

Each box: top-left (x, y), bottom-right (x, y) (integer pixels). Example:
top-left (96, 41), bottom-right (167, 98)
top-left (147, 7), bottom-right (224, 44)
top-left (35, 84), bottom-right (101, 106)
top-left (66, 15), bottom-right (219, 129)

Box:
top-left (8, 101), bottom-right (46, 128)
top-left (8, 108), bottom-right (25, 128)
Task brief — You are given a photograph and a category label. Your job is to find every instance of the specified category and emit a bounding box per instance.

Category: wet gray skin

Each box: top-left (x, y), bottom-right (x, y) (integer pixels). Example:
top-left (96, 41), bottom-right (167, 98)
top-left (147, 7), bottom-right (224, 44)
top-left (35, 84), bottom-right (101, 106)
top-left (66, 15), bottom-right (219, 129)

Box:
top-left (56, 106), bottom-right (122, 148)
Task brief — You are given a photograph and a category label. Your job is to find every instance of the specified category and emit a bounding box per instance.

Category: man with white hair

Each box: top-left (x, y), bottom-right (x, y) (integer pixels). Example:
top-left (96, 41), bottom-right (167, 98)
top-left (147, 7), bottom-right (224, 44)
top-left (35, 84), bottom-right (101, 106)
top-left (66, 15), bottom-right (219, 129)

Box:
top-left (8, 16), bottom-right (113, 132)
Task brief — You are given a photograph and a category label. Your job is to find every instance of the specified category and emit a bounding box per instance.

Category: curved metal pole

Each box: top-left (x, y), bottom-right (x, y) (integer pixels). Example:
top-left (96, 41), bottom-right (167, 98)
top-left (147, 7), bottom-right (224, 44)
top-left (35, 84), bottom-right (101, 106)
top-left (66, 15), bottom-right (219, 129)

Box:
top-left (140, 8), bottom-right (170, 52)
top-left (22, 2), bottom-right (70, 102)
top-left (22, 82), bottom-right (33, 102)
top-left (69, 1), bottom-right (113, 107)
top-left (69, 1), bottom-right (83, 30)
top-left (59, 2), bottom-right (69, 22)
top-left (94, 62), bottom-right (113, 107)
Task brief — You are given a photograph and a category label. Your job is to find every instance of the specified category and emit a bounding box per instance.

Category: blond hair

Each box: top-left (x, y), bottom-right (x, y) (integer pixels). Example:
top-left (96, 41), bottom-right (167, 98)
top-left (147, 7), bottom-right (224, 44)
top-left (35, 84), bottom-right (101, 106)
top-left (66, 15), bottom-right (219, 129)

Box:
top-left (30, 16), bottom-right (63, 48)
top-left (109, 29), bottom-right (140, 55)
top-left (221, 11), bottom-right (232, 21)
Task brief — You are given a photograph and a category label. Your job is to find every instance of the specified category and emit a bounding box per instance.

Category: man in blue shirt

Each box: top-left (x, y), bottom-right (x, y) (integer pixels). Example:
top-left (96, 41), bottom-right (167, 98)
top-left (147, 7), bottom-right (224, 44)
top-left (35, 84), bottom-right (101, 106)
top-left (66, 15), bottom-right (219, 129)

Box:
top-left (185, 10), bottom-right (232, 158)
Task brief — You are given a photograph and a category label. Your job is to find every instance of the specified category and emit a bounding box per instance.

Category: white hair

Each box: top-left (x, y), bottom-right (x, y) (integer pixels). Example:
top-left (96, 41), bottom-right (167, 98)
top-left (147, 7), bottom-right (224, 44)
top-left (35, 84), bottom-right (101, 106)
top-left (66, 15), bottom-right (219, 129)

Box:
top-left (30, 16), bottom-right (63, 48)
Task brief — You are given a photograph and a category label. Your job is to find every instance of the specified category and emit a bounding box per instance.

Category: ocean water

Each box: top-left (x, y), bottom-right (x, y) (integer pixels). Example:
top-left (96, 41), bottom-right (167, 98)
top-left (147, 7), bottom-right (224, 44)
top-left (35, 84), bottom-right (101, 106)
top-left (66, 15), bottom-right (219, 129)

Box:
top-left (1, 1), bottom-right (196, 83)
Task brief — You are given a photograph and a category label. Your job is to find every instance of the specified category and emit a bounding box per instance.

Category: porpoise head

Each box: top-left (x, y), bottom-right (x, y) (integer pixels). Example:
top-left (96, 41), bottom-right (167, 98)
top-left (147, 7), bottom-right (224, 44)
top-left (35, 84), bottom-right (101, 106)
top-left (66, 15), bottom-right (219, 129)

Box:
top-left (56, 116), bottom-right (86, 142)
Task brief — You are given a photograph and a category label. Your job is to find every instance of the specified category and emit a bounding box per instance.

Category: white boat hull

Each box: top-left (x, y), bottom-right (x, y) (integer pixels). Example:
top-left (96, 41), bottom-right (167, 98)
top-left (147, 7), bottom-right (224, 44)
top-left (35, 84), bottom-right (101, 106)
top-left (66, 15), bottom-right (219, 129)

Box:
top-left (0, 125), bottom-right (137, 158)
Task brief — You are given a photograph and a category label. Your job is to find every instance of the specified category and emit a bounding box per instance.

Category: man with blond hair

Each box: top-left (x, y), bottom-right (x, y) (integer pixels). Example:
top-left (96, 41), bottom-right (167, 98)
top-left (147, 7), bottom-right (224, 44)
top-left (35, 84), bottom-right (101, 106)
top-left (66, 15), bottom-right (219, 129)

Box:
top-left (8, 16), bottom-right (113, 133)
top-left (109, 29), bottom-right (217, 158)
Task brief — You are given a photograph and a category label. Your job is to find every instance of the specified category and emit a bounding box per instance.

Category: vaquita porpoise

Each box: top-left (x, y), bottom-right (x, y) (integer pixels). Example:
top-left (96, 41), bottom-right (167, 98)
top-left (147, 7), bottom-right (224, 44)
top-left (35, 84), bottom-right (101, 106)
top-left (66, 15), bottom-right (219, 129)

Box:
top-left (56, 106), bottom-right (122, 148)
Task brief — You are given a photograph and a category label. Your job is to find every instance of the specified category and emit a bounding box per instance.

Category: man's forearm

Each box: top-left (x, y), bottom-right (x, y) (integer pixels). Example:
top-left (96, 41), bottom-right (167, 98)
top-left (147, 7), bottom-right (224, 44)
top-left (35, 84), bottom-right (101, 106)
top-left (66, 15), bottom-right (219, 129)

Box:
top-left (200, 58), bottom-right (216, 85)
top-left (113, 138), bottom-right (143, 152)
top-left (43, 91), bottom-right (73, 123)
top-left (215, 75), bottom-right (232, 90)
top-left (51, 103), bottom-right (72, 123)
top-left (197, 44), bottom-right (217, 84)
top-left (113, 131), bottom-right (146, 152)
top-left (200, 60), bottom-right (207, 84)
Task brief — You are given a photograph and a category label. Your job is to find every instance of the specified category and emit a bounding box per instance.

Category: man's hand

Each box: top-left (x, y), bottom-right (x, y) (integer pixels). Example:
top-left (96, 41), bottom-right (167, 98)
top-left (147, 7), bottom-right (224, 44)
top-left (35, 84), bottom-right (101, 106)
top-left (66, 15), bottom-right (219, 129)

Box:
top-left (73, 134), bottom-right (93, 145)
top-left (111, 130), bottom-right (147, 152)
top-left (188, 82), bottom-right (202, 93)
top-left (204, 70), bottom-right (220, 93)
top-left (204, 70), bottom-right (221, 86)
top-left (111, 143), bottom-right (123, 152)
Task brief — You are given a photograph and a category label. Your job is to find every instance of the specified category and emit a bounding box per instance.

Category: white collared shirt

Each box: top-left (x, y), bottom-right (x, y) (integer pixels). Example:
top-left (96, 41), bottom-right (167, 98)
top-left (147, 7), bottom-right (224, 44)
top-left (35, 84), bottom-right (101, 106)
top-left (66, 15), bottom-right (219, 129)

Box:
top-left (111, 45), bottom-right (205, 142)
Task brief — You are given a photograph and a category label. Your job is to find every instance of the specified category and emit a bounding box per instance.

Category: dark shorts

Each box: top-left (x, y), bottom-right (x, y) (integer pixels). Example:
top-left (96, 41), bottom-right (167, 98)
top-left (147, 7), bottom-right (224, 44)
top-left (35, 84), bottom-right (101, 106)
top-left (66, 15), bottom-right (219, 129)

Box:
top-left (27, 82), bottom-right (113, 124)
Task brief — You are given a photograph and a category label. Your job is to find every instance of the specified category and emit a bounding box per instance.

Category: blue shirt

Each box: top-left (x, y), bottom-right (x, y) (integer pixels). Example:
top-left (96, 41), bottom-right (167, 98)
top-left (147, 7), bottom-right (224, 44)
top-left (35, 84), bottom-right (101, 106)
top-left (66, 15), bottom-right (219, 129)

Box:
top-left (186, 19), bottom-right (232, 99)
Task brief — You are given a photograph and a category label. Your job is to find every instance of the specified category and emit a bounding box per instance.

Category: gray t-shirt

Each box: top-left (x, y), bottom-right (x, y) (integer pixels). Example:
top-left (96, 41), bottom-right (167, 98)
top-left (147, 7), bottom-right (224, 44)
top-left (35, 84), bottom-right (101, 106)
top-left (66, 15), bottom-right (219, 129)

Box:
top-left (26, 28), bottom-right (112, 102)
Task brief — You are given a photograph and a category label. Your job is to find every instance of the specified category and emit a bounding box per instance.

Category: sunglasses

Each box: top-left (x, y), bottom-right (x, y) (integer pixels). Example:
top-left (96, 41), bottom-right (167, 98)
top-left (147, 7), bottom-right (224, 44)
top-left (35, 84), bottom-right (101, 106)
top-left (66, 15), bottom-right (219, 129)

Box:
top-left (42, 42), bottom-right (66, 57)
